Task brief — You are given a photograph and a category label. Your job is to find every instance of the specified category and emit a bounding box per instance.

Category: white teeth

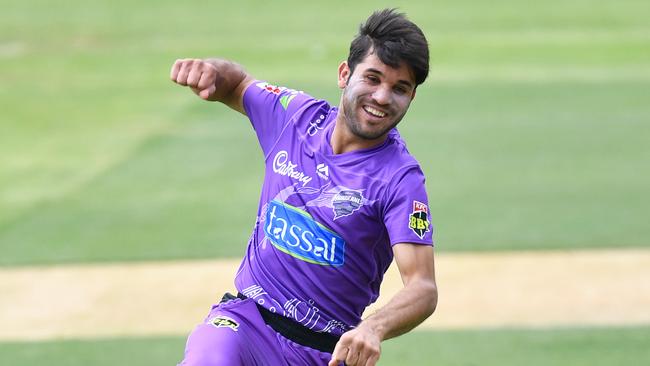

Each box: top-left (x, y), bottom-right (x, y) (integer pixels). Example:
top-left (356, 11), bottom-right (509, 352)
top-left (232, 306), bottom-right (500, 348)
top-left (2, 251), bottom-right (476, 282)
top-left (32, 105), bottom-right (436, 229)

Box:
top-left (364, 106), bottom-right (386, 118)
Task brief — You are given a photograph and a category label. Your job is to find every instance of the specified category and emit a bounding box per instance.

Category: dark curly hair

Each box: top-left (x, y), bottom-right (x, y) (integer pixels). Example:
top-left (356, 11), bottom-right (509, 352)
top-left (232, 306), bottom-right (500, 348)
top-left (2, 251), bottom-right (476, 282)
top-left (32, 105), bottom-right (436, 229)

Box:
top-left (347, 9), bottom-right (430, 86)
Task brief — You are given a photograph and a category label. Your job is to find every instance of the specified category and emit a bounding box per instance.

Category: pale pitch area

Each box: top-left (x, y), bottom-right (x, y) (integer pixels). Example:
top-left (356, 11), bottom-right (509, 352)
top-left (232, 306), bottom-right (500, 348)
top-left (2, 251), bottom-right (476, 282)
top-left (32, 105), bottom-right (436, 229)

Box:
top-left (1, 249), bottom-right (649, 341)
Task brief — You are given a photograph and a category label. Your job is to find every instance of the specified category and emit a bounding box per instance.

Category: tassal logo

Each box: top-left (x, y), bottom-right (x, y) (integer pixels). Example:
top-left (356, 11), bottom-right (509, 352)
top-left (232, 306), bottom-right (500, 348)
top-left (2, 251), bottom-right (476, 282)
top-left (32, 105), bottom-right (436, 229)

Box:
top-left (264, 200), bottom-right (345, 266)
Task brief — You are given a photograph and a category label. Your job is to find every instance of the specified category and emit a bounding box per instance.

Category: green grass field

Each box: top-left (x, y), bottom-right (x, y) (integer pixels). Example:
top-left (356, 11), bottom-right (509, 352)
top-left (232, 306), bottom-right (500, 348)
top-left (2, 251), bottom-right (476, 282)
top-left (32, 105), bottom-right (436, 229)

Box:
top-left (1, 327), bottom-right (648, 366)
top-left (1, 0), bottom-right (649, 364)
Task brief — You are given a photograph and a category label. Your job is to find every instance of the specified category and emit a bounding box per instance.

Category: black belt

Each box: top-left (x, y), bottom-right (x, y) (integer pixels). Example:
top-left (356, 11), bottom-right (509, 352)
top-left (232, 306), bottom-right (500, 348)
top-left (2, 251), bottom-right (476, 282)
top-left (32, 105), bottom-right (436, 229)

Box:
top-left (221, 293), bottom-right (340, 353)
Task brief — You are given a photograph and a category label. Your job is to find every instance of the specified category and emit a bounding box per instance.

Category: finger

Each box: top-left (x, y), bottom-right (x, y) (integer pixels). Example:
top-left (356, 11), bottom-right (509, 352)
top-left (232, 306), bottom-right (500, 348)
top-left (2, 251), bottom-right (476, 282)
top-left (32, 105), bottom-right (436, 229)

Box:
top-left (364, 353), bottom-right (380, 366)
top-left (170, 59), bottom-right (183, 82)
top-left (358, 346), bottom-right (379, 366)
top-left (175, 59), bottom-right (195, 86)
top-left (328, 350), bottom-right (346, 366)
top-left (359, 341), bottom-right (380, 365)
top-left (186, 66), bottom-right (202, 88)
top-left (198, 85), bottom-right (216, 100)
top-left (345, 347), bottom-right (360, 366)
top-left (197, 66), bottom-right (216, 91)
top-left (329, 341), bottom-right (349, 366)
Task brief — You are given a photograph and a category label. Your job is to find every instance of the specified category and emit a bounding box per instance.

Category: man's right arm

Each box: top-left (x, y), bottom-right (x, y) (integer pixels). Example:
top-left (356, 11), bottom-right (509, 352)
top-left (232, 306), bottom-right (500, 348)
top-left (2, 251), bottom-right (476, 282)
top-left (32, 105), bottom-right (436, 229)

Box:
top-left (170, 58), bottom-right (254, 115)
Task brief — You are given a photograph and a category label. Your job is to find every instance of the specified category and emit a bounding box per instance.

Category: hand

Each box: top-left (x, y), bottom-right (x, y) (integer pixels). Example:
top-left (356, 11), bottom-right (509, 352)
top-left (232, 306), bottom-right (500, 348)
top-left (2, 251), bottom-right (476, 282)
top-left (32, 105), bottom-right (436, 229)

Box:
top-left (170, 59), bottom-right (218, 100)
top-left (328, 324), bottom-right (381, 366)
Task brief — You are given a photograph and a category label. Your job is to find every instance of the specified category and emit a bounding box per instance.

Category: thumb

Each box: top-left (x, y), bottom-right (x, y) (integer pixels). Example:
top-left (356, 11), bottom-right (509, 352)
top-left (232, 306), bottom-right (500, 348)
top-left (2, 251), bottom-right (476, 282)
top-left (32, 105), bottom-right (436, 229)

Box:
top-left (199, 85), bottom-right (216, 100)
top-left (328, 346), bottom-right (346, 366)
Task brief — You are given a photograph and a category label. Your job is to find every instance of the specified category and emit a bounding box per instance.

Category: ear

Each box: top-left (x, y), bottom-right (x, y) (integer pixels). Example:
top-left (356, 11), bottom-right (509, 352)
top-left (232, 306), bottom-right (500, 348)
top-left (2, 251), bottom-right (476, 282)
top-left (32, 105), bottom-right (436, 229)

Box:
top-left (411, 88), bottom-right (417, 101)
top-left (337, 61), bottom-right (350, 89)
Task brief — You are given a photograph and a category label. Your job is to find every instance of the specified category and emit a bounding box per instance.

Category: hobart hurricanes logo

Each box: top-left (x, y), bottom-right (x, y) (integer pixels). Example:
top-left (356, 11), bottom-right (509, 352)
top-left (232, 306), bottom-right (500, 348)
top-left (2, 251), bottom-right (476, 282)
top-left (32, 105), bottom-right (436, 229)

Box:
top-left (409, 201), bottom-right (431, 239)
top-left (273, 150), bottom-right (313, 187)
top-left (264, 200), bottom-right (345, 266)
top-left (332, 190), bottom-right (363, 219)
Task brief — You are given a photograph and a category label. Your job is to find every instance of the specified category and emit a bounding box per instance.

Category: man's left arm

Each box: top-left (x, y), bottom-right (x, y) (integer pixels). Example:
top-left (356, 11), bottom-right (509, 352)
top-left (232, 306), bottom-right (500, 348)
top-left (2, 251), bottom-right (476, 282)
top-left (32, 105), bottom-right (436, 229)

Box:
top-left (328, 243), bottom-right (437, 366)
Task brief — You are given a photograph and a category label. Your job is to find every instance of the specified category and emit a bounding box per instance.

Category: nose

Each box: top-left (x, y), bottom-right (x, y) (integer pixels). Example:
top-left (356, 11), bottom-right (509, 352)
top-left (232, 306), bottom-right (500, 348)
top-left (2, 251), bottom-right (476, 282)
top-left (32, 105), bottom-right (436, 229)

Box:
top-left (371, 85), bottom-right (391, 105)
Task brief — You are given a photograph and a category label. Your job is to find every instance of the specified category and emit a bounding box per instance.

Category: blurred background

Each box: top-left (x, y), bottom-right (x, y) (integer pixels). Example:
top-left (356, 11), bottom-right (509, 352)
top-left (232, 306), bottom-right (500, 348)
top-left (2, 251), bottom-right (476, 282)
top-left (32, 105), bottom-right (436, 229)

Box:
top-left (1, 0), bottom-right (649, 364)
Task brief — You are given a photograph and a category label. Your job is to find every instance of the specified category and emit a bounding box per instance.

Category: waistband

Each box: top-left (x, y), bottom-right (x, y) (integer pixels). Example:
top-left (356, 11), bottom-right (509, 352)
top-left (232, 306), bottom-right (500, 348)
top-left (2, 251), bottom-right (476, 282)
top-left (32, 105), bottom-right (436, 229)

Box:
top-left (223, 292), bottom-right (340, 353)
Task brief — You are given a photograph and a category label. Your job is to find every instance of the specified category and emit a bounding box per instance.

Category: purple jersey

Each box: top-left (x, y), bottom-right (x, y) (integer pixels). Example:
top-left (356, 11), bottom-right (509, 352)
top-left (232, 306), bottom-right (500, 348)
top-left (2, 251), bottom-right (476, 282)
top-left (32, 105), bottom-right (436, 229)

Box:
top-left (234, 81), bottom-right (433, 337)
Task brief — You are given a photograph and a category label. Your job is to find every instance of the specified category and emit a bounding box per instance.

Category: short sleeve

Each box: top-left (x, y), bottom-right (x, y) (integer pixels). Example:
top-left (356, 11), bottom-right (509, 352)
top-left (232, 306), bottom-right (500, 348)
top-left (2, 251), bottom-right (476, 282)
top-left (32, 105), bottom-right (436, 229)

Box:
top-left (382, 166), bottom-right (434, 246)
top-left (242, 81), bottom-right (312, 156)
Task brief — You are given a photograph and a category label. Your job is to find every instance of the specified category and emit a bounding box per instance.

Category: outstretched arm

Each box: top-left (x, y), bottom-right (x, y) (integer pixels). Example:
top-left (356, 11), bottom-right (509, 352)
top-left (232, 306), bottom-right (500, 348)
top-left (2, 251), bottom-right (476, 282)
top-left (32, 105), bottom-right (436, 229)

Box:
top-left (170, 58), bottom-right (254, 114)
top-left (329, 244), bottom-right (437, 366)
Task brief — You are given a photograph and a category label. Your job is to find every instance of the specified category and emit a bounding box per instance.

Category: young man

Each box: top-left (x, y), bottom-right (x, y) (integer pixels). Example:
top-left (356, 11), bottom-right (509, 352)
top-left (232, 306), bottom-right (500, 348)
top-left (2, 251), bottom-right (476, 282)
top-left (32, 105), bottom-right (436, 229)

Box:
top-left (171, 9), bottom-right (437, 366)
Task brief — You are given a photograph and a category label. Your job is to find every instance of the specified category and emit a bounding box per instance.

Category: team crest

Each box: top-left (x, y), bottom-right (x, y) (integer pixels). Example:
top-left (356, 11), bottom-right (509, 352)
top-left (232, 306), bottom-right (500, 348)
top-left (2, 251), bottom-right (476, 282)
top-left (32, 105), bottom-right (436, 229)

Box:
top-left (332, 190), bottom-right (364, 219)
top-left (409, 201), bottom-right (431, 239)
top-left (208, 316), bottom-right (239, 331)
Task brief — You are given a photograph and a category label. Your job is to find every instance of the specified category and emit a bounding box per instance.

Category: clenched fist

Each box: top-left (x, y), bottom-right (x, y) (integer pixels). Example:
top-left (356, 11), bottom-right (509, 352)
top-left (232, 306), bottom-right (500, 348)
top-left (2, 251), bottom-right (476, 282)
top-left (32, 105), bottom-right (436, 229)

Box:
top-left (170, 59), bottom-right (218, 100)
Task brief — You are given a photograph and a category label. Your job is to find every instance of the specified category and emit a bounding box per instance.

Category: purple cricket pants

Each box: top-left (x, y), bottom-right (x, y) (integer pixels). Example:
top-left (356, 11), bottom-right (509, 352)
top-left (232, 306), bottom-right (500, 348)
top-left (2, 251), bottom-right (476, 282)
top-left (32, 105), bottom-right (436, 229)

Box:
top-left (178, 296), bottom-right (343, 365)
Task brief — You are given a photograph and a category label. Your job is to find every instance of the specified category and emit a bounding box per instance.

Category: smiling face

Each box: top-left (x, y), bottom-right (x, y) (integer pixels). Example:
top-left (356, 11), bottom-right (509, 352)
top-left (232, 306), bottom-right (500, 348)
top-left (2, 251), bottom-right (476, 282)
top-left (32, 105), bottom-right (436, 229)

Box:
top-left (336, 52), bottom-right (416, 148)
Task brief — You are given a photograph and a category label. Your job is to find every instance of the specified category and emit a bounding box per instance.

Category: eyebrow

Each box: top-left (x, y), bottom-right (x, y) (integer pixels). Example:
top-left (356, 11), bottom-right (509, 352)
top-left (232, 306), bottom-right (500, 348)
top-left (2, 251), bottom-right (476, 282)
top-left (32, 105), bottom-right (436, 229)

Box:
top-left (366, 68), bottom-right (414, 89)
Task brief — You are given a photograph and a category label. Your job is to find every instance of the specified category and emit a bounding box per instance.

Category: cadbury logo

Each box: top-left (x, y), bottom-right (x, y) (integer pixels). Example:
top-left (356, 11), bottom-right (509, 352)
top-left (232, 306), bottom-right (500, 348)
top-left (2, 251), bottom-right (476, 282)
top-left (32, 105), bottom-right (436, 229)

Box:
top-left (272, 150), bottom-right (313, 187)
